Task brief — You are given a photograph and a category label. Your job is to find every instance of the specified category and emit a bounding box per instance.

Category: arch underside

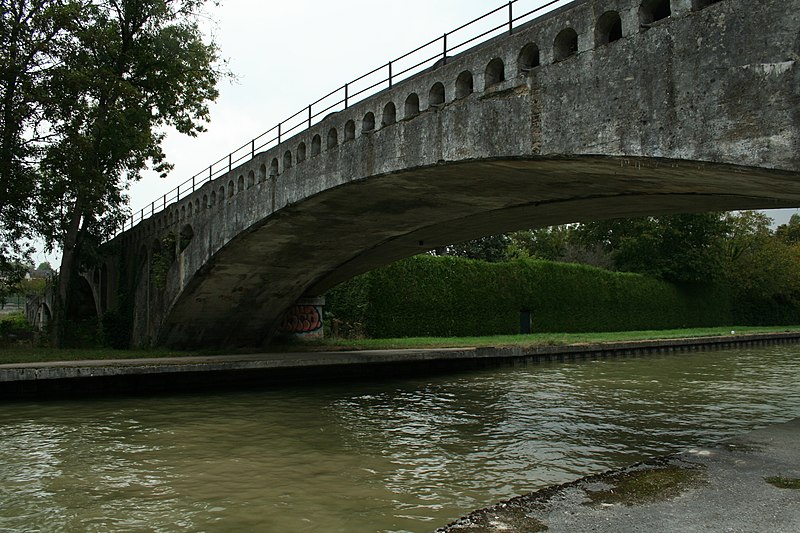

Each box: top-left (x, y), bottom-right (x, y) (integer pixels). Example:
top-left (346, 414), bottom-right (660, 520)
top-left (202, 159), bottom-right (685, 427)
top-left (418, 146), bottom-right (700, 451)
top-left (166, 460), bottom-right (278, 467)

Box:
top-left (161, 155), bottom-right (800, 348)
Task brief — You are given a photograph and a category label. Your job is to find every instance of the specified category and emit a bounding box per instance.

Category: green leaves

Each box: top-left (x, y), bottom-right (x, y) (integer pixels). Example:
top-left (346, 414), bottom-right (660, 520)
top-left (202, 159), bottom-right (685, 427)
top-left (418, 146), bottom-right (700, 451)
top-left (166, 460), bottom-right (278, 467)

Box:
top-left (2, 0), bottom-right (226, 344)
top-left (326, 255), bottom-right (737, 338)
top-left (33, 0), bottom-right (224, 251)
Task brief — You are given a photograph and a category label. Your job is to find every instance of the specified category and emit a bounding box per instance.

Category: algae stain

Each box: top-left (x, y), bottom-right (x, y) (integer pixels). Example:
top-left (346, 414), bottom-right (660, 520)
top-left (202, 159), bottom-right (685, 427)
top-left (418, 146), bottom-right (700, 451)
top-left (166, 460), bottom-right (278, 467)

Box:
top-left (765, 476), bottom-right (800, 489)
top-left (584, 464), bottom-right (705, 506)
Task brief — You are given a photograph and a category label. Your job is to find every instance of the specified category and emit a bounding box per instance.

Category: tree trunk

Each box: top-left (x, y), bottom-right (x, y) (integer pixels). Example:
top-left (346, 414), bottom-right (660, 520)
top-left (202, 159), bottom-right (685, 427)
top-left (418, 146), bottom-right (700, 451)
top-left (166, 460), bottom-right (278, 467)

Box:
top-left (52, 200), bottom-right (84, 347)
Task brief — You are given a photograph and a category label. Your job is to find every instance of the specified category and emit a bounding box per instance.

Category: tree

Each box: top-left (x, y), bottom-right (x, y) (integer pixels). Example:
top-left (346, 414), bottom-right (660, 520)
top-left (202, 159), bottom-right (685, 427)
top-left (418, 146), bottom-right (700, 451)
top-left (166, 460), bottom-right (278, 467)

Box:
top-left (572, 213), bottom-right (729, 283)
top-left (505, 226), bottom-right (615, 270)
top-left (775, 213), bottom-right (800, 245)
top-left (430, 235), bottom-right (510, 262)
top-left (0, 258), bottom-right (28, 309)
top-left (28, 0), bottom-right (223, 345)
top-left (0, 0), bottom-right (78, 303)
top-left (506, 227), bottom-right (570, 261)
top-left (722, 211), bottom-right (800, 305)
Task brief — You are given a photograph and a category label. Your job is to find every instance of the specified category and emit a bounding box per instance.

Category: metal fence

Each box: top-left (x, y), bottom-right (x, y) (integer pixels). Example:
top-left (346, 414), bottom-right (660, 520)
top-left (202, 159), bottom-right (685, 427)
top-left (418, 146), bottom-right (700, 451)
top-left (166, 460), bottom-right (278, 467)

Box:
top-left (118, 0), bottom-right (569, 236)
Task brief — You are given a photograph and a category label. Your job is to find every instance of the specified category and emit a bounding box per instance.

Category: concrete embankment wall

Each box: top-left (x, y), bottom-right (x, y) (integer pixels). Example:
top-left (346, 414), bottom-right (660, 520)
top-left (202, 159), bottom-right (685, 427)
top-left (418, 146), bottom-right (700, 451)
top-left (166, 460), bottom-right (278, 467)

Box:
top-left (1, 332), bottom-right (798, 399)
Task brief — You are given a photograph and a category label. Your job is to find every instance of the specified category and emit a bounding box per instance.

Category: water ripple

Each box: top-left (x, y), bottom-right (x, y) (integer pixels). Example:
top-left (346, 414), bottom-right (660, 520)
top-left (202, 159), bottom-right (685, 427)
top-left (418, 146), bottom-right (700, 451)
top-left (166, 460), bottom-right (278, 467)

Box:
top-left (1, 345), bottom-right (799, 531)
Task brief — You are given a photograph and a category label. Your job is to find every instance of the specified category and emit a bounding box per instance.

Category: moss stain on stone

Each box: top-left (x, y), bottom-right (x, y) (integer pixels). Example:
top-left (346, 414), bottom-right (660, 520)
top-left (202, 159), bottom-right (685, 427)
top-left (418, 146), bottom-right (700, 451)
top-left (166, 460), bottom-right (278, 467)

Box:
top-left (584, 464), bottom-right (706, 506)
top-left (765, 476), bottom-right (800, 489)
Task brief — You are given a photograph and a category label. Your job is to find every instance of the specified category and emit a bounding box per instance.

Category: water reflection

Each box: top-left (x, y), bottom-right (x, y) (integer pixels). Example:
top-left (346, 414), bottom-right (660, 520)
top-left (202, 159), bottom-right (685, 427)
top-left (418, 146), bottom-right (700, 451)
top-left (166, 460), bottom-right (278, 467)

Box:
top-left (1, 346), bottom-right (799, 532)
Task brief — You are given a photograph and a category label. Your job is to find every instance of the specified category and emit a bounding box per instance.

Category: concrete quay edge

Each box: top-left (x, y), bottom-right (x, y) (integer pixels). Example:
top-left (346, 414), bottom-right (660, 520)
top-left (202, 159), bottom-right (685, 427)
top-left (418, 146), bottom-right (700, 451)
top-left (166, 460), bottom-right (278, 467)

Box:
top-left (1, 331), bottom-right (798, 397)
top-left (2, 331), bottom-right (799, 381)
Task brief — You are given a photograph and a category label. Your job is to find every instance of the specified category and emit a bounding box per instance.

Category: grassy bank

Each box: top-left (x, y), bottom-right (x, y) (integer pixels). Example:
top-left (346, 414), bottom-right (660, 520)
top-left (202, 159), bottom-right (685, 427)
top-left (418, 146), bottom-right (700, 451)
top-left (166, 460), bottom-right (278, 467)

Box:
top-left (0, 347), bottom-right (200, 365)
top-left (2, 325), bottom-right (799, 365)
top-left (305, 326), bottom-right (800, 351)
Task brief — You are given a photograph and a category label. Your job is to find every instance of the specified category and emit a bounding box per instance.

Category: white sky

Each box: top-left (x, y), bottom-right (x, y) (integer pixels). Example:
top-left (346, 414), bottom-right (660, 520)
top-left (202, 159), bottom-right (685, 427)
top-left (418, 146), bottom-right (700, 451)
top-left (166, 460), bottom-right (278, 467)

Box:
top-left (34, 0), bottom-right (799, 266)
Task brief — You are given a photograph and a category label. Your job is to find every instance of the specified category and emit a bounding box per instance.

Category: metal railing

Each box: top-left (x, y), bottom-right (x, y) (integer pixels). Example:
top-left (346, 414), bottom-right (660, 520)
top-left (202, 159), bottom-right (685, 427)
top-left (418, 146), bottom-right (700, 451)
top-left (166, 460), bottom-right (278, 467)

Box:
top-left (118, 0), bottom-right (569, 236)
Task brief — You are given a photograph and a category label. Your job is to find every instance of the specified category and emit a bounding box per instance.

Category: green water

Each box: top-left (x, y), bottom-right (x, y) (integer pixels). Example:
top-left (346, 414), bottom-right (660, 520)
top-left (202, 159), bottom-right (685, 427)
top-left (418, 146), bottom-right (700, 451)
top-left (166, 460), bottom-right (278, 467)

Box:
top-left (1, 345), bottom-right (800, 532)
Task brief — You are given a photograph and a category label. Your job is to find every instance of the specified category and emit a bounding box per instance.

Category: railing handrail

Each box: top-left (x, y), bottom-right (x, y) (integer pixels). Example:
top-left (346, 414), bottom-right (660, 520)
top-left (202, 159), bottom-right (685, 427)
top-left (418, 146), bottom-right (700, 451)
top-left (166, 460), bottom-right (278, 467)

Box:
top-left (118, 0), bottom-right (570, 236)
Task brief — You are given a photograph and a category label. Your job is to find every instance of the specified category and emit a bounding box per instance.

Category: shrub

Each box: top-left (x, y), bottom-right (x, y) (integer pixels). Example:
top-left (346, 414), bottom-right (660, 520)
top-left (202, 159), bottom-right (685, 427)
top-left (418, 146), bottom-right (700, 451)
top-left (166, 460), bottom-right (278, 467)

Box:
top-left (326, 255), bottom-right (738, 338)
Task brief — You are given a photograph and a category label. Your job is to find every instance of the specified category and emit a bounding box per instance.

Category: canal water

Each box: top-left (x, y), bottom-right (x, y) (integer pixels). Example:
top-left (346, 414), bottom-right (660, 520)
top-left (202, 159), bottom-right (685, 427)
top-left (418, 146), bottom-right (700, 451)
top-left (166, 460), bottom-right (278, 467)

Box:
top-left (1, 345), bottom-right (800, 532)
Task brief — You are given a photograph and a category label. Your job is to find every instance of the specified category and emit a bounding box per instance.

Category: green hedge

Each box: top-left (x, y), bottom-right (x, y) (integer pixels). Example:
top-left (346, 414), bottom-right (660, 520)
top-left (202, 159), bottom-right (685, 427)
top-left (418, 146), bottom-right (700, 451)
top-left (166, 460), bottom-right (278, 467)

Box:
top-left (325, 255), bottom-right (739, 338)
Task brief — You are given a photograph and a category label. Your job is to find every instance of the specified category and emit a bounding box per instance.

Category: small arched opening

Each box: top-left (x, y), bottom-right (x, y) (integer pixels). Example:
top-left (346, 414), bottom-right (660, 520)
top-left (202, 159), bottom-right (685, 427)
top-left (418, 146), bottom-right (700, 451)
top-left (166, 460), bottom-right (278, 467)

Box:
top-left (179, 224), bottom-right (194, 253)
top-left (40, 303), bottom-right (52, 330)
top-left (484, 58), bottom-right (505, 89)
top-left (404, 93), bottom-right (420, 119)
top-left (283, 150), bottom-right (292, 170)
top-left (311, 134), bottom-right (322, 156)
top-left (362, 112), bottom-right (375, 133)
top-left (429, 82), bottom-right (445, 107)
top-left (218, 186), bottom-right (224, 201)
top-left (455, 71), bottom-right (473, 98)
top-left (517, 43), bottom-right (540, 73)
top-left (270, 158), bottom-right (279, 177)
top-left (639, 0), bottom-right (671, 28)
top-left (227, 180), bottom-right (234, 197)
top-left (70, 277), bottom-right (98, 322)
top-left (297, 142), bottom-right (307, 163)
top-left (596, 11), bottom-right (623, 46)
top-left (187, 202), bottom-right (193, 218)
top-left (194, 199), bottom-right (199, 213)
top-left (202, 194), bottom-right (208, 208)
top-left (382, 102), bottom-right (396, 127)
top-left (553, 28), bottom-right (579, 62)
top-left (344, 120), bottom-right (356, 141)
top-left (327, 128), bottom-right (338, 149)
top-left (210, 191), bottom-right (217, 206)
top-left (237, 175), bottom-right (244, 192)
top-left (247, 170), bottom-right (255, 188)
top-left (259, 163), bottom-right (267, 182)
top-left (180, 205), bottom-right (186, 219)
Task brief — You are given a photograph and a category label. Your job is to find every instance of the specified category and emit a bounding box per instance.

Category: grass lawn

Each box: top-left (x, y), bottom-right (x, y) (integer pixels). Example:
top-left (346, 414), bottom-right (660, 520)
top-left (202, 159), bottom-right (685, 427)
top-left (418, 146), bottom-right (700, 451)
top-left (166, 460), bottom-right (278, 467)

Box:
top-left (301, 325), bottom-right (800, 351)
top-left (1, 325), bottom-right (799, 365)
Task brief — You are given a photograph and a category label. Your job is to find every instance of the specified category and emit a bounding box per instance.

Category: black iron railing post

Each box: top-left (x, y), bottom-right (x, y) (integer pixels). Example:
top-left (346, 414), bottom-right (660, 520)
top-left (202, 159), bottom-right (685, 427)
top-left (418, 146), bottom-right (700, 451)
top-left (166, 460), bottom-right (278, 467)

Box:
top-left (344, 84), bottom-right (349, 108)
top-left (251, 139), bottom-right (255, 158)
top-left (442, 33), bottom-right (447, 64)
top-left (508, 1), bottom-right (513, 34)
top-left (388, 61), bottom-right (393, 88)
top-left (278, 123), bottom-right (282, 144)
top-left (228, 153), bottom-right (231, 172)
top-left (308, 105), bottom-right (312, 129)
top-left (177, 185), bottom-right (180, 201)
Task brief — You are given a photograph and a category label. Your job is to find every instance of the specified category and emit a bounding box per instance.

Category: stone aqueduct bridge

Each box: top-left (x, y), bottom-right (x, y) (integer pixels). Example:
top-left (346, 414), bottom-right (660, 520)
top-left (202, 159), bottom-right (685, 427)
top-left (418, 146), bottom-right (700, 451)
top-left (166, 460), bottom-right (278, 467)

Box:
top-left (89, 0), bottom-right (799, 348)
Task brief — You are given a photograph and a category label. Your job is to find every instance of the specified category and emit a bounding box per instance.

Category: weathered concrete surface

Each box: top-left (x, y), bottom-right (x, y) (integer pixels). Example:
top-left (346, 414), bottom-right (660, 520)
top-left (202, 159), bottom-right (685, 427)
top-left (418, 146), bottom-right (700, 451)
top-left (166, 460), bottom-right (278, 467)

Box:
top-left (95, 0), bottom-right (800, 348)
top-left (1, 332), bottom-right (798, 397)
top-left (437, 418), bottom-right (800, 532)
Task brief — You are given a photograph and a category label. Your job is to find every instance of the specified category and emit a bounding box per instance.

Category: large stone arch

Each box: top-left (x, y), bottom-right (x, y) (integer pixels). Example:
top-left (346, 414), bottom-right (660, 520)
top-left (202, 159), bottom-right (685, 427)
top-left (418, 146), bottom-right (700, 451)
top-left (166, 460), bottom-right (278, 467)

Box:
top-left (157, 152), bottom-right (800, 348)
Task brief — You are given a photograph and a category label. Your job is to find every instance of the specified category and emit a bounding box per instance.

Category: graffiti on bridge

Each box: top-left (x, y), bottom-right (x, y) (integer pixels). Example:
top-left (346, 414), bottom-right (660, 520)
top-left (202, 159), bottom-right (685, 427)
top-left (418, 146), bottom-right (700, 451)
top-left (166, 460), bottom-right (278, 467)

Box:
top-left (280, 304), bottom-right (323, 337)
